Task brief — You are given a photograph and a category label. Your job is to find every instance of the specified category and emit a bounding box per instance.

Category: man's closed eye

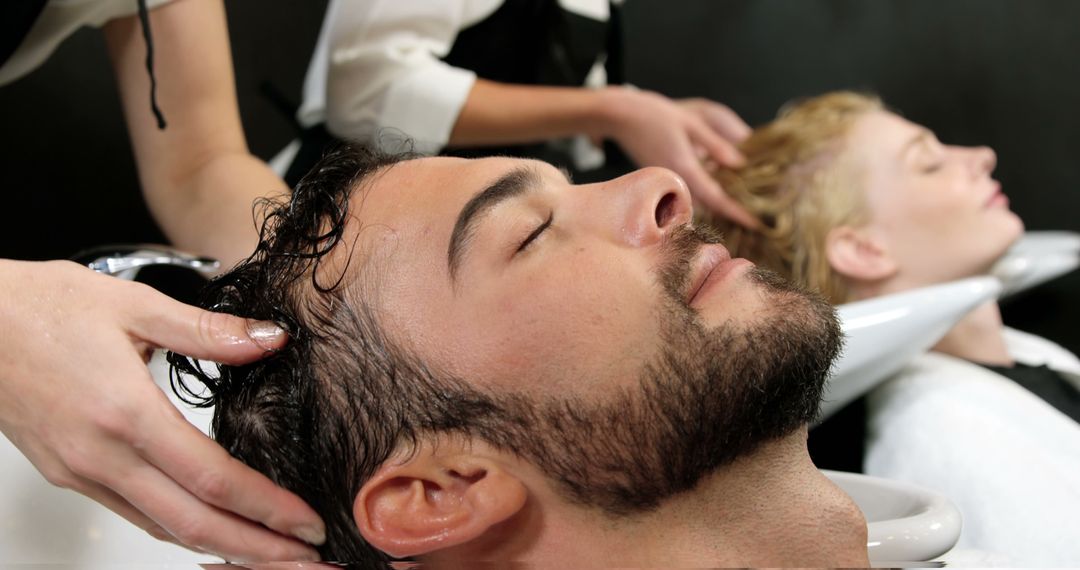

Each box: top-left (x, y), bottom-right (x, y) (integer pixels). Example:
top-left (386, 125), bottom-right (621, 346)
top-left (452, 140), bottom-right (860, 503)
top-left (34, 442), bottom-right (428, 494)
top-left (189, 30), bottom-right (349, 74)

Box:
top-left (516, 213), bottom-right (553, 254)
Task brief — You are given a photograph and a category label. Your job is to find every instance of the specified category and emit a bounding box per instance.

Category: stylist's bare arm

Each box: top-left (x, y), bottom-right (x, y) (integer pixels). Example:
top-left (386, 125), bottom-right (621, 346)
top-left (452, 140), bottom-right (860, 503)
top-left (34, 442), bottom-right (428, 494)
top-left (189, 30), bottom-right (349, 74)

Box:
top-left (0, 260), bottom-right (324, 561)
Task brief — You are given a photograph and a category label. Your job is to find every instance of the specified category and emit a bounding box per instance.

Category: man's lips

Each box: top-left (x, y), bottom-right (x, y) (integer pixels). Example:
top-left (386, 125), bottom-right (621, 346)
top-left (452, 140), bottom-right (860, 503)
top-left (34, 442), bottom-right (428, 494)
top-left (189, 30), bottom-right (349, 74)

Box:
top-left (687, 244), bottom-right (749, 305)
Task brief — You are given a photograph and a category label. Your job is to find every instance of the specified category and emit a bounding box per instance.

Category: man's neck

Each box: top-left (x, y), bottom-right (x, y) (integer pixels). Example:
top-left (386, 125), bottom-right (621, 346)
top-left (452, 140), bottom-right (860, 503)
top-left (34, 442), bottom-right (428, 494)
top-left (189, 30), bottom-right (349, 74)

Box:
top-left (933, 300), bottom-right (1013, 366)
top-left (446, 430), bottom-right (870, 566)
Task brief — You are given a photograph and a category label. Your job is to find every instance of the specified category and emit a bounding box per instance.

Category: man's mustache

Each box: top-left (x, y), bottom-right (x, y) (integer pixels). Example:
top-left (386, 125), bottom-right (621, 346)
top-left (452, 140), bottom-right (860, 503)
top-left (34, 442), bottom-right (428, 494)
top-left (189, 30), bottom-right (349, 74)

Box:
top-left (657, 223), bottom-right (726, 304)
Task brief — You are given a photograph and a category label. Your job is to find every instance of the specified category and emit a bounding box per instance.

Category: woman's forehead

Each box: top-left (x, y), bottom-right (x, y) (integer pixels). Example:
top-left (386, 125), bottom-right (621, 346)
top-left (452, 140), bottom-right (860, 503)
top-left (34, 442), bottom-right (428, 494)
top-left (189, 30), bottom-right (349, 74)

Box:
top-left (850, 111), bottom-right (922, 148)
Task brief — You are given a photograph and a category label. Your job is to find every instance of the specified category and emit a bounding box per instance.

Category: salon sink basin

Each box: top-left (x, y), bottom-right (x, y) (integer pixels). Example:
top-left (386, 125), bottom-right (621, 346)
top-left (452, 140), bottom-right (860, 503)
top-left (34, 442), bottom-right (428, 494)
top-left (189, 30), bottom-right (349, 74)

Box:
top-left (821, 276), bottom-right (1003, 422)
top-left (819, 231), bottom-right (1080, 422)
top-left (993, 230), bottom-right (1080, 298)
top-left (826, 470), bottom-right (961, 564)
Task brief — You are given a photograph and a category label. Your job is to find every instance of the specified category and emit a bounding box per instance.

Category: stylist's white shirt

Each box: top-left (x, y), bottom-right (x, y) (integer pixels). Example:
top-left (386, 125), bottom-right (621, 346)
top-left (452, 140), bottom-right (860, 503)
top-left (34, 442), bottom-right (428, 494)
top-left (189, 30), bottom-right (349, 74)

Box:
top-left (0, 0), bottom-right (173, 86)
top-left (866, 328), bottom-right (1080, 566)
top-left (297, 0), bottom-right (612, 154)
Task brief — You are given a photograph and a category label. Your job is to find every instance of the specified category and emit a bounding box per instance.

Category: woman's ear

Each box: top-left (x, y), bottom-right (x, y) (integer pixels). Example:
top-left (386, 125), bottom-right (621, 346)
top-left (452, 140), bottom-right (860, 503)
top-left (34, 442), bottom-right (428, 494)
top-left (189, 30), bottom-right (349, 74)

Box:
top-left (825, 225), bottom-right (898, 283)
top-left (353, 446), bottom-right (528, 558)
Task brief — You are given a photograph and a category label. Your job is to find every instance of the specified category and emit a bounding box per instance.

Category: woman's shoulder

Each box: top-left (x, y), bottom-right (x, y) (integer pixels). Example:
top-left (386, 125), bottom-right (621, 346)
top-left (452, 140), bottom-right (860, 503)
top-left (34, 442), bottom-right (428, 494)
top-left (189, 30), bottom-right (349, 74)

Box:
top-left (868, 351), bottom-right (1080, 440)
top-left (1003, 326), bottom-right (1080, 375)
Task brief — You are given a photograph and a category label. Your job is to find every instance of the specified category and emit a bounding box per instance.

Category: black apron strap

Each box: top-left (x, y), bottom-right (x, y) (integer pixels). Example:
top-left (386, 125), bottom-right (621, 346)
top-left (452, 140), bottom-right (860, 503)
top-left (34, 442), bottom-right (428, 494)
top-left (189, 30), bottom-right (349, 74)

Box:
top-left (0, 0), bottom-right (48, 69)
top-left (443, 0), bottom-right (609, 87)
top-left (136, 0), bottom-right (167, 129)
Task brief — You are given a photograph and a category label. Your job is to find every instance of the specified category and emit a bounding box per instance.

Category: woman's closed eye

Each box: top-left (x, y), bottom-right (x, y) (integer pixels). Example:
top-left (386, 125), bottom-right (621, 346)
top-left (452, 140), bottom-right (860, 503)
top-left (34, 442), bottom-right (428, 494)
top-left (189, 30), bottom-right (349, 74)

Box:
top-left (921, 161), bottom-right (944, 174)
top-left (516, 213), bottom-right (553, 253)
top-left (919, 148), bottom-right (947, 174)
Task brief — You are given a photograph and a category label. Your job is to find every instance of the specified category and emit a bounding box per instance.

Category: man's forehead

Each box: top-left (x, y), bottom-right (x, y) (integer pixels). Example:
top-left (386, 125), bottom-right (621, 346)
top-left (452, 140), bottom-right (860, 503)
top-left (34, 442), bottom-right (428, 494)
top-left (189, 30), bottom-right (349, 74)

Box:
top-left (337, 155), bottom-right (538, 282)
top-left (347, 155), bottom-right (557, 234)
top-left (354, 156), bottom-right (512, 217)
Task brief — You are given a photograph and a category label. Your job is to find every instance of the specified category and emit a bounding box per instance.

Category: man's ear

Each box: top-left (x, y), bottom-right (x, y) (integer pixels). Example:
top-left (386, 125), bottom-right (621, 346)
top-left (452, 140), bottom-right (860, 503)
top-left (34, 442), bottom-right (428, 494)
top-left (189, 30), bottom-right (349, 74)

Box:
top-left (825, 225), bottom-right (898, 283)
top-left (353, 446), bottom-right (528, 558)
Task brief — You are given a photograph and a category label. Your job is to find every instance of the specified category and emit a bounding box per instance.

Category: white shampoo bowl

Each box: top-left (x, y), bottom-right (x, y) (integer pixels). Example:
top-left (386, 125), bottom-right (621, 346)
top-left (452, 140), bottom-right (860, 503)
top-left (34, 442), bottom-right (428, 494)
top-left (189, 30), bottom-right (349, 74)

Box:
top-left (826, 470), bottom-right (962, 564)
top-left (820, 276), bottom-right (1003, 421)
top-left (993, 230), bottom-right (1080, 298)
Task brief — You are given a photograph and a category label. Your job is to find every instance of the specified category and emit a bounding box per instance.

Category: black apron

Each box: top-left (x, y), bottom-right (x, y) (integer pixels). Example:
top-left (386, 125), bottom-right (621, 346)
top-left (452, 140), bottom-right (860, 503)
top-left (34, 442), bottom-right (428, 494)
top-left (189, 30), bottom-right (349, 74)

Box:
top-left (440, 0), bottom-right (617, 163)
top-left (982, 362), bottom-right (1080, 423)
top-left (286, 0), bottom-right (621, 187)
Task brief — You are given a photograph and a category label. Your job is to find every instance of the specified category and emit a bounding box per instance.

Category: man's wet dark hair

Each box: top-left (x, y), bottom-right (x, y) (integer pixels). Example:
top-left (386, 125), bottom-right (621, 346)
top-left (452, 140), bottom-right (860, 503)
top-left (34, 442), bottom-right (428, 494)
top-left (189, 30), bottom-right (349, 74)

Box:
top-left (167, 144), bottom-right (480, 564)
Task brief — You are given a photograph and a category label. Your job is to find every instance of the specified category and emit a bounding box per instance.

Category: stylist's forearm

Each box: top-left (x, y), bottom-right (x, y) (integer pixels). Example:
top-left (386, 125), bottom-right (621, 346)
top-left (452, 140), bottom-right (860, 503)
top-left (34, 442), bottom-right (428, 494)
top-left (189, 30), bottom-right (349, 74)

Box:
top-left (103, 0), bottom-right (288, 271)
top-left (148, 152), bottom-right (288, 270)
top-left (448, 80), bottom-right (625, 148)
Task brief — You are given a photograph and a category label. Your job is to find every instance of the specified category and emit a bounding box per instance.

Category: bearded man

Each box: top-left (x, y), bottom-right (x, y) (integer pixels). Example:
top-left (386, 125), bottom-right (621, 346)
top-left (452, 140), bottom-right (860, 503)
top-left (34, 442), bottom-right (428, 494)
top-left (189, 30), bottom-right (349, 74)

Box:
top-left (170, 144), bottom-right (866, 566)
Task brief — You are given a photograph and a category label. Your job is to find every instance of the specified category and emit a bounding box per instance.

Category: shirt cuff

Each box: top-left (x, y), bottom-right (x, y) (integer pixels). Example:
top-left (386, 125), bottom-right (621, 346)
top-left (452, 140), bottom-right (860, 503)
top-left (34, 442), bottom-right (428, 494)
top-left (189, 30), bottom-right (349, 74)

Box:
top-left (374, 62), bottom-right (477, 154)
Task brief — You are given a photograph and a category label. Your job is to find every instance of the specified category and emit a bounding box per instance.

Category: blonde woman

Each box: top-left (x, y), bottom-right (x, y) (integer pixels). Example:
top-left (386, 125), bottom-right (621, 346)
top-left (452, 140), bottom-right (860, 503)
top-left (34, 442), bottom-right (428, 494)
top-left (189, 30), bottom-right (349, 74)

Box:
top-left (706, 92), bottom-right (1080, 564)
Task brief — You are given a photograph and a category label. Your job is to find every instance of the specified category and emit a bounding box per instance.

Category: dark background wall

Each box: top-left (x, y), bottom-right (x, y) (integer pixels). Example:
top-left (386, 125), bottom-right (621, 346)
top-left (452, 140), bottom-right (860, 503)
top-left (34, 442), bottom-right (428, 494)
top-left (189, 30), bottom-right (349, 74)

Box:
top-left (619, 0), bottom-right (1080, 353)
top-left (1, 0), bottom-right (1076, 351)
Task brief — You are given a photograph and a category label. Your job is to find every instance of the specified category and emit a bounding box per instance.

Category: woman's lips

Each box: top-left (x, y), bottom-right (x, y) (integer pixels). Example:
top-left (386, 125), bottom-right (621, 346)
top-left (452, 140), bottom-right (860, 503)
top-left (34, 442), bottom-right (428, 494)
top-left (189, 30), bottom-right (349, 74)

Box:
top-left (687, 245), bottom-right (753, 305)
top-left (985, 181), bottom-right (1009, 208)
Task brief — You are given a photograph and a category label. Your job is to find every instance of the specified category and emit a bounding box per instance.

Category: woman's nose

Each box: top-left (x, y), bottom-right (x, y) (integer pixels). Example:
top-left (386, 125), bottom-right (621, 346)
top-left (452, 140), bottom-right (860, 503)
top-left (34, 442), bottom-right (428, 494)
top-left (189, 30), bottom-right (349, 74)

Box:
top-left (973, 146), bottom-right (997, 176)
top-left (604, 167), bottom-right (694, 246)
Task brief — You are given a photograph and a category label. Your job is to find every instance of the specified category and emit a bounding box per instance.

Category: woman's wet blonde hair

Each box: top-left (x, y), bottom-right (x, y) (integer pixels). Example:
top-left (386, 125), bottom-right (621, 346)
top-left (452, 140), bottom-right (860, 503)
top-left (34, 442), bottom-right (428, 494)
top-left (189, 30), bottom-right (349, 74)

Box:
top-left (703, 91), bottom-right (885, 304)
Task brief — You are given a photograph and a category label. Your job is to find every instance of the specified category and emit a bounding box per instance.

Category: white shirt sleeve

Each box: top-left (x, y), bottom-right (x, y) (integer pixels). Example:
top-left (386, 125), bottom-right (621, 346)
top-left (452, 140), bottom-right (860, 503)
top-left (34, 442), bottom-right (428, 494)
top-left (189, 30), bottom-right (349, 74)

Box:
top-left (0, 0), bottom-right (175, 86)
top-left (318, 0), bottom-right (501, 154)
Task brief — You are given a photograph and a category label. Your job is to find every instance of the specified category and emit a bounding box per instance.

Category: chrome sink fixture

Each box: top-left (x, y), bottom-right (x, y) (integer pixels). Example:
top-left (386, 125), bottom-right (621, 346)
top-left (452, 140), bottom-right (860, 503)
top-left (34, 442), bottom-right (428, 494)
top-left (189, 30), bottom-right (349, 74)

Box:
top-left (71, 244), bottom-right (220, 280)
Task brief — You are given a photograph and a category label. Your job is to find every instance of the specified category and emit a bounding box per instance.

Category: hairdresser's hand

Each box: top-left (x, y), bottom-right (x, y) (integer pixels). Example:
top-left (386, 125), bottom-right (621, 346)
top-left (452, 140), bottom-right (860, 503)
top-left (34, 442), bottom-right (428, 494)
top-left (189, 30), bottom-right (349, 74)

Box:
top-left (0, 260), bottom-right (324, 561)
top-left (598, 86), bottom-right (760, 228)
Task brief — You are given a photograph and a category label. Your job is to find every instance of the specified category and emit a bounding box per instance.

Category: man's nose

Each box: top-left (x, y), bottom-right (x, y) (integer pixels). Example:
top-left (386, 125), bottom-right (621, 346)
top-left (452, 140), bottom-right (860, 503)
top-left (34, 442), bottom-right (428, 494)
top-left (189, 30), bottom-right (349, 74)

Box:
top-left (605, 167), bottom-right (693, 247)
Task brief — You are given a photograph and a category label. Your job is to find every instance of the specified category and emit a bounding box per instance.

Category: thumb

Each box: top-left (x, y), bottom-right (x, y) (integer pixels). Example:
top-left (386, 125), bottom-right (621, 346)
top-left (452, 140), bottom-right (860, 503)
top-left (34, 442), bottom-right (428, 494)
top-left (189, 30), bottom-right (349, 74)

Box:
top-left (129, 286), bottom-right (288, 365)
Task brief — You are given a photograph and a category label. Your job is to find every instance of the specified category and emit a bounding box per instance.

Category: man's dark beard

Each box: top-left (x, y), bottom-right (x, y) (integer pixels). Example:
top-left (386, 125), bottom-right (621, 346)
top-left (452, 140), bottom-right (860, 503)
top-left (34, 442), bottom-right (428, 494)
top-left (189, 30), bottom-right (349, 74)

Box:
top-left (457, 223), bottom-right (843, 516)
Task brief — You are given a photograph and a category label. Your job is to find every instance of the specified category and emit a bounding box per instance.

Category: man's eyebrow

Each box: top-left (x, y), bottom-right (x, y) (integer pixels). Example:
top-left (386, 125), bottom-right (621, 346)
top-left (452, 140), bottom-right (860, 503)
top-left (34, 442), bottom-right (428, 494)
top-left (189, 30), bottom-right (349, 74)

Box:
top-left (447, 166), bottom-right (543, 281)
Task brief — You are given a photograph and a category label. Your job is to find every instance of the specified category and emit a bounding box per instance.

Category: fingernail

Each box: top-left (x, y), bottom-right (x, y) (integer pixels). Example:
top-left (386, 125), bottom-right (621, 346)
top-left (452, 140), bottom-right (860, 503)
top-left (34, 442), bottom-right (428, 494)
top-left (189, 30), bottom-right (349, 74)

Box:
top-left (246, 321), bottom-right (287, 352)
top-left (293, 525), bottom-right (326, 546)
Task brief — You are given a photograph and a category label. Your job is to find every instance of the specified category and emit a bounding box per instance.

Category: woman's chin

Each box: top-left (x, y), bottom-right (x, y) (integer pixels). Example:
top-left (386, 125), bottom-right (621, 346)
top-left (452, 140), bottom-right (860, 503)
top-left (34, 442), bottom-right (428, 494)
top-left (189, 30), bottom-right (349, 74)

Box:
top-left (984, 211), bottom-right (1026, 263)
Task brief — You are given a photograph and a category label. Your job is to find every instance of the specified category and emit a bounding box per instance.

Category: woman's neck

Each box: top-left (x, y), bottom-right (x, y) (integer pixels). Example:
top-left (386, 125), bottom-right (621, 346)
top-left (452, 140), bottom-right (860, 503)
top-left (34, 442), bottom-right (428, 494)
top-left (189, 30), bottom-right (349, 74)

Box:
top-left (933, 300), bottom-right (1013, 366)
top-left (853, 276), bottom-right (1014, 367)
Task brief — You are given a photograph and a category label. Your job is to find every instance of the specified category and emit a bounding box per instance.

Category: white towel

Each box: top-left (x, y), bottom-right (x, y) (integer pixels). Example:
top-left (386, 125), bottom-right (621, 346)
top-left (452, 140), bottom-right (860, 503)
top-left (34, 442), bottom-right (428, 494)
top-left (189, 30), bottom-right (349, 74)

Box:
top-left (865, 334), bottom-right (1080, 566)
